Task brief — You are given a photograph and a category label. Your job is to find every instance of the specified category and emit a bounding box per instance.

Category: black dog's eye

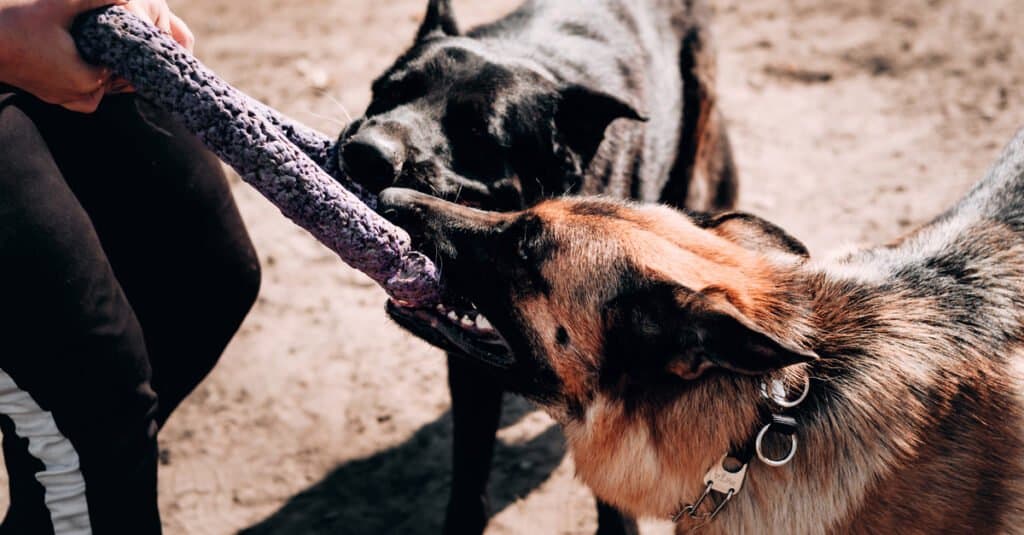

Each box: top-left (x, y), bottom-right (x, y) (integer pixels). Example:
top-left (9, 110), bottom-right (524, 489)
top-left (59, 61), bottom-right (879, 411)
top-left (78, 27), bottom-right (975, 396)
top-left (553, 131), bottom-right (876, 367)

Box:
top-left (443, 99), bottom-right (508, 181)
top-left (444, 99), bottom-right (492, 138)
top-left (368, 73), bottom-right (429, 114)
top-left (468, 124), bottom-right (486, 139)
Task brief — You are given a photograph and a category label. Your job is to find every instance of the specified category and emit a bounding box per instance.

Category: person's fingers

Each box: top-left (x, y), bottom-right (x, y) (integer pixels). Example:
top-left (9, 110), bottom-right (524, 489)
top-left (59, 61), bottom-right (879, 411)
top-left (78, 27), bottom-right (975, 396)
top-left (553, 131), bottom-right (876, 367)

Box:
top-left (60, 85), bottom-right (105, 113)
top-left (155, 9), bottom-right (171, 34)
top-left (71, 0), bottom-right (131, 13)
top-left (168, 13), bottom-right (194, 51)
top-left (106, 76), bottom-right (135, 94)
top-left (121, 1), bottom-right (171, 37)
top-left (55, 32), bottom-right (111, 93)
top-left (60, 0), bottom-right (131, 23)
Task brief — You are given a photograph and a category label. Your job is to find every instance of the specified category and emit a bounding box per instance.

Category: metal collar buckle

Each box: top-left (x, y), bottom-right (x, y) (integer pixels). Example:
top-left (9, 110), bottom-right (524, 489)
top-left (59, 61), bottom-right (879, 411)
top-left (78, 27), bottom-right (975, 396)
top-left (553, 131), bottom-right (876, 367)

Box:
top-left (760, 373), bottom-right (811, 408)
top-left (756, 373), bottom-right (808, 466)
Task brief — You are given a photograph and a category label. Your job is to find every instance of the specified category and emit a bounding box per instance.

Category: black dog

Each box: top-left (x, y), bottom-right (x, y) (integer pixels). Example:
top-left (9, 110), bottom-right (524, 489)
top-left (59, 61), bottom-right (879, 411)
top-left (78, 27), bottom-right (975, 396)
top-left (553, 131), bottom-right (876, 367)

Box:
top-left (337, 1), bottom-right (737, 533)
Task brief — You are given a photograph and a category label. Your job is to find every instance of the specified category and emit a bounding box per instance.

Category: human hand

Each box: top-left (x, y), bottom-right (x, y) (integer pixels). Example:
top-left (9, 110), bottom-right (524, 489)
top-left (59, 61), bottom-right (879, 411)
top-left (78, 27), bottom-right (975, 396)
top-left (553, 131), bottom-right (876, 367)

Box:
top-left (0, 0), bottom-right (195, 113)
top-left (107, 0), bottom-right (194, 92)
top-left (121, 0), bottom-right (193, 51)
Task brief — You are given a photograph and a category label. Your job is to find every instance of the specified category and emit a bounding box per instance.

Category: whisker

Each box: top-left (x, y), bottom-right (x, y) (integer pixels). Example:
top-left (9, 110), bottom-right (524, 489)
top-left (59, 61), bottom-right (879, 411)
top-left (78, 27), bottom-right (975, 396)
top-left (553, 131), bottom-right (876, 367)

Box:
top-left (303, 109), bottom-right (347, 128)
top-left (326, 93), bottom-right (354, 124)
top-left (434, 252), bottom-right (445, 282)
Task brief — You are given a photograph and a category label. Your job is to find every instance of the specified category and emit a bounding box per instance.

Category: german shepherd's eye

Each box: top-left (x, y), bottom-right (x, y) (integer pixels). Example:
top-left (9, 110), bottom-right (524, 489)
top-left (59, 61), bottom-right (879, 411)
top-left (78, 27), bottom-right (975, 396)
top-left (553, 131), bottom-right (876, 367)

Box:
top-left (503, 215), bottom-right (553, 295)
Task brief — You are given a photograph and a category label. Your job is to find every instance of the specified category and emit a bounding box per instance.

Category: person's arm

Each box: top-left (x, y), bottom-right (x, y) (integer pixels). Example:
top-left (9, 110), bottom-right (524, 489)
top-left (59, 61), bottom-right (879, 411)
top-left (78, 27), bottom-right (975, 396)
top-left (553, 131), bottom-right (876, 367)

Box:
top-left (0, 0), bottom-right (194, 113)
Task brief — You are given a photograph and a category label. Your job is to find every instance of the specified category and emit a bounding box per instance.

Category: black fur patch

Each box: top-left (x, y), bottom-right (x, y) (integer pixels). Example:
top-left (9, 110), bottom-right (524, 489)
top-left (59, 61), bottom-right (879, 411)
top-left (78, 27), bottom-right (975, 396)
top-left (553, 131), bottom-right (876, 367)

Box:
top-left (569, 201), bottom-right (624, 218)
top-left (560, 22), bottom-right (608, 43)
top-left (711, 212), bottom-right (810, 258)
top-left (556, 326), bottom-right (570, 346)
top-left (512, 215), bottom-right (556, 297)
top-left (599, 274), bottom-right (695, 417)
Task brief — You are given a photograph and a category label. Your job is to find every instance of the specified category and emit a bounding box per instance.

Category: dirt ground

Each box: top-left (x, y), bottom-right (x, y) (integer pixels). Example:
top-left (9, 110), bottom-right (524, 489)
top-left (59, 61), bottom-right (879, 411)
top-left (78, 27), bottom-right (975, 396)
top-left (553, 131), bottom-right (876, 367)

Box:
top-left (4, 0), bottom-right (1023, 533)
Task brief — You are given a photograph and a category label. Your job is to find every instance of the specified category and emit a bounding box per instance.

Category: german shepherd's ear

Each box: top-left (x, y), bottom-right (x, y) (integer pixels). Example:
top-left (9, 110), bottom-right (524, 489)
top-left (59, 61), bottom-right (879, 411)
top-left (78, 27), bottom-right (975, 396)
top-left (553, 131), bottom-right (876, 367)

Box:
top-left (555, 85), bottom-right (646, 167)
top-left (696, 212), bottom-right (809, 259)
top-left (416, 0), bottom-right (459, 41)
top-left (604, 282), bottom-right (817, 381)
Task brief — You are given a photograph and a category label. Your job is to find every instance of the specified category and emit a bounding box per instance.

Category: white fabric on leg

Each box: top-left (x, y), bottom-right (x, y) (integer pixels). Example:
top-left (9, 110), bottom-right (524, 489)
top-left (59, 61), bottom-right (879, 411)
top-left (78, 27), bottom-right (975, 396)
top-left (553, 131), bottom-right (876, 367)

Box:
top-left (0, 369), bottom-right (91, 535)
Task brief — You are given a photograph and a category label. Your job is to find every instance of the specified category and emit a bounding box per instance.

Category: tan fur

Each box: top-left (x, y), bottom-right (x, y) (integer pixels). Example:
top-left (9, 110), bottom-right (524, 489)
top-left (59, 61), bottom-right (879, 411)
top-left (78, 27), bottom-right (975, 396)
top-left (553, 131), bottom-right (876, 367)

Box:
top-left (514, 200), bottom-right (1024, 533)
top-left (384, 129), bottom-right (1024, 532)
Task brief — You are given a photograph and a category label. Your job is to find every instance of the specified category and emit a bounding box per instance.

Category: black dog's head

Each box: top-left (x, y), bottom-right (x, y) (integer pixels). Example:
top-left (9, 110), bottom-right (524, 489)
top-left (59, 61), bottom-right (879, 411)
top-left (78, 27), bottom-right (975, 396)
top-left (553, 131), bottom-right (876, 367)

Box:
top-left (337, 0), bottom-right (644, 211)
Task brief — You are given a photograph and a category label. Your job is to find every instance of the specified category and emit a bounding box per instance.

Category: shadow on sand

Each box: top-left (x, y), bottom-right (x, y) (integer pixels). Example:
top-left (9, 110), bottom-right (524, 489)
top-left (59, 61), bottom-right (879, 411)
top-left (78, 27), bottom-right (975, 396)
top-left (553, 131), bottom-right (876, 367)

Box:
top-left (239, 395), bottom-right (566, 534)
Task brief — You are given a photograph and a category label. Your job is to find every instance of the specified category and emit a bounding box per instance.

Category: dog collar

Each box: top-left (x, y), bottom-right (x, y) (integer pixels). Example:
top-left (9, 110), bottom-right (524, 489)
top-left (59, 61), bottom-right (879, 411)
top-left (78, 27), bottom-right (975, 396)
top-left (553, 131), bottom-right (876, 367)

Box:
top-left (670, 371), bottom-right (810, 527)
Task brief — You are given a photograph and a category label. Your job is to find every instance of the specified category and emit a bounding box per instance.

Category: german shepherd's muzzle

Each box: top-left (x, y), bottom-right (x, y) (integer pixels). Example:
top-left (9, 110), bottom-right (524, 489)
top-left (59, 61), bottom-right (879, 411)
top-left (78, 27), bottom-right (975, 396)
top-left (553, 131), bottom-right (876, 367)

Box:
top-left (380, 126), bottom-right (1024, 533)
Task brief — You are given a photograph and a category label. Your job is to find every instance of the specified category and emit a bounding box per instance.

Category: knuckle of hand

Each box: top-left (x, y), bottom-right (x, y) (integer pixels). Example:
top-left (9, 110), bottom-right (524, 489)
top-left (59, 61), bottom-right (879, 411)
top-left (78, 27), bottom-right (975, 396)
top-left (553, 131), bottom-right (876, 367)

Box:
top-left (73, 76), bottom-right (102, 93)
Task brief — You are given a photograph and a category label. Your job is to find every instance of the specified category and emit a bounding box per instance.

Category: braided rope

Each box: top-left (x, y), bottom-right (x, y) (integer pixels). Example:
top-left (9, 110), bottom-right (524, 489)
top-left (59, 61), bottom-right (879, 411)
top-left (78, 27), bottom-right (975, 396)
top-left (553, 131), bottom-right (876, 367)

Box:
top-left (72, 7), bottom-right (441, 306)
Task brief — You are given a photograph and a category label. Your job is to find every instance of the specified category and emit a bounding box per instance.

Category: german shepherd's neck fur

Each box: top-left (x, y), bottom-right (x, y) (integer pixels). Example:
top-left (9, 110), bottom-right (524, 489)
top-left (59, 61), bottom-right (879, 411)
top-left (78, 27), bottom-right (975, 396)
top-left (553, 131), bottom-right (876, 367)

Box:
top-left (380, 131), bottom-right (1024, 532)
top-left (567, 132), bottom-right (1024, 533)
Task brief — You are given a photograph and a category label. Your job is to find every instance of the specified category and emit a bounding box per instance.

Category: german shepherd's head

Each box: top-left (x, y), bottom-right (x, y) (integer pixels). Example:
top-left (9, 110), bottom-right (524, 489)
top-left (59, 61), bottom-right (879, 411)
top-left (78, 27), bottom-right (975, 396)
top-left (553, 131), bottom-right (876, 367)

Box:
top-left (380, 187), bottom-right (820, 513)
top-left (380, 187), bottom-right (818, 414)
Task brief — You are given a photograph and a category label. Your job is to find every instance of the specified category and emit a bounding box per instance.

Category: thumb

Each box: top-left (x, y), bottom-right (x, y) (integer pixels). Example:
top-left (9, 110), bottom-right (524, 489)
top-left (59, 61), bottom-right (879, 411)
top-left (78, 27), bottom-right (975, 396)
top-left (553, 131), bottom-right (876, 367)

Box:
top-left (65, 0), bottom-right (131, 20)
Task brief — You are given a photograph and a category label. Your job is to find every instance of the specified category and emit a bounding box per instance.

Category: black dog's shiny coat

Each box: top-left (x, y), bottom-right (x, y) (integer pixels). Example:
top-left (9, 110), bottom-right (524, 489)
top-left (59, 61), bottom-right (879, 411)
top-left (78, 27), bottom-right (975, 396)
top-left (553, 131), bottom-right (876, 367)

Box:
top-left (337, 1), bottom-right (736, 533)
top-left (339, 0), bottom-right (735, 211)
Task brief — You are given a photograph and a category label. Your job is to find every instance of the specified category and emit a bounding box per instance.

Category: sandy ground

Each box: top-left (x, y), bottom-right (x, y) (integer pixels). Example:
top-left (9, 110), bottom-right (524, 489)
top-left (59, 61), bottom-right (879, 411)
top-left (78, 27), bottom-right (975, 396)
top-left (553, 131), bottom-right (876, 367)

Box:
top-left (4, 0), bottom-right (1024, 533)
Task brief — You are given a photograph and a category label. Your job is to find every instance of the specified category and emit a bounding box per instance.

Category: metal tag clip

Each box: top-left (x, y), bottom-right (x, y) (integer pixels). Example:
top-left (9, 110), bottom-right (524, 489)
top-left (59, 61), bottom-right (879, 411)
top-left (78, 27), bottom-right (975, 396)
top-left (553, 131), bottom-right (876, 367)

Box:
top-left (672, 455), bottom-right (748, 523)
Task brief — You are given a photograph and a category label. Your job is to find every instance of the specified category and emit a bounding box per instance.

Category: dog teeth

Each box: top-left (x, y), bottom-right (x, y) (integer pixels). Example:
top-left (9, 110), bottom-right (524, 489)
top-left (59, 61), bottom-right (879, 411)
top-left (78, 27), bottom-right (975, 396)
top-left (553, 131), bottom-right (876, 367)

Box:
top-left (475, 315), bottom-right (494, 332)
top-left (436, 304), bottom-right (496, 335)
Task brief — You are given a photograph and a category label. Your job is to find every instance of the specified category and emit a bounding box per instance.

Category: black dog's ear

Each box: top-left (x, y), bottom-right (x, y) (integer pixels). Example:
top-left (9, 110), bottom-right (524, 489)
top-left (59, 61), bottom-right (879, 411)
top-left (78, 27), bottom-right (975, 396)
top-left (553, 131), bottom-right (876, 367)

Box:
top-left (416, 0), bottom-right (459, 41)
top-left (555, 85), bottom-right (646, 166)
top-left (695, 212), bottom-right (809, 259)
top-left (604, 282), bottom-right (817, 381)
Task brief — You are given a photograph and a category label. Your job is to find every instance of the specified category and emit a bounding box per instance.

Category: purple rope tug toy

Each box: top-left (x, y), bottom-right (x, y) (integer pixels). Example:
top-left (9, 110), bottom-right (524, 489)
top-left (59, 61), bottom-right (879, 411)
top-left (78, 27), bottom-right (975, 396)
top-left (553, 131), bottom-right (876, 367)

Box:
top-left (72, 7), bottom-right (441, 306)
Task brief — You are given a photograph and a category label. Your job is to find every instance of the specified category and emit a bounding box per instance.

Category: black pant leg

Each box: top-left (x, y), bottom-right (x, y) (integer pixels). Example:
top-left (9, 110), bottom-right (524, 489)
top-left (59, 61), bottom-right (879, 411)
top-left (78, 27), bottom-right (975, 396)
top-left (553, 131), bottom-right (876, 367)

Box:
top-left (0, 94), bottom-right (161, 534)
top-left (21, 95), bottom-right (261, 426)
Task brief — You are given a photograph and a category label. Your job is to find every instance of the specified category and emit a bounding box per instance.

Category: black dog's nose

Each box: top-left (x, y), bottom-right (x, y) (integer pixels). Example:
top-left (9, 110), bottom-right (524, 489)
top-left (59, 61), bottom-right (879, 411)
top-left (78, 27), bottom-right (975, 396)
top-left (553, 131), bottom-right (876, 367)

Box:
top-left (341, 133), bottom-right (404, 193)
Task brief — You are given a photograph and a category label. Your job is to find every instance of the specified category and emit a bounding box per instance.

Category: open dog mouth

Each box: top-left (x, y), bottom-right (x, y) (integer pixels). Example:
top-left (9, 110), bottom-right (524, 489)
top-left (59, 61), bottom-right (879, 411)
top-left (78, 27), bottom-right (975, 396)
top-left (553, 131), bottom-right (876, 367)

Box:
top-left (386, 299), bottom-right (514, 368)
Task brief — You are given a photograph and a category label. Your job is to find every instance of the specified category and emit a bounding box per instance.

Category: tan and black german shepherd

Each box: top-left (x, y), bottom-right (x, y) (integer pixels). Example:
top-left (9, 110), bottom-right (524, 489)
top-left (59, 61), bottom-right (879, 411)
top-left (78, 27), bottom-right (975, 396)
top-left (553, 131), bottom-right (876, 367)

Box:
top-left (379, 128), bottom-right (1024, 533)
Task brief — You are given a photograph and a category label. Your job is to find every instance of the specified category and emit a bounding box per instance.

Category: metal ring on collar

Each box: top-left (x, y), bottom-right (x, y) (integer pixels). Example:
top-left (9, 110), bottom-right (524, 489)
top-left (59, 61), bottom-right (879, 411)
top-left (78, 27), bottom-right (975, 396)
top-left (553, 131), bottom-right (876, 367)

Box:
top-left (755, 423), bottom-right (798, 467)
top-left (760, 373), bottom-right (811, 409)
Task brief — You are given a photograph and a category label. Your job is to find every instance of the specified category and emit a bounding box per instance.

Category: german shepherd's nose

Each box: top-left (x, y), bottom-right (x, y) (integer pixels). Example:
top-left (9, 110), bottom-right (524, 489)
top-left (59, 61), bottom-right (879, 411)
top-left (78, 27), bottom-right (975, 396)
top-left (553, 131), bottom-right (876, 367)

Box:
top-left (378, 188), bottom-right (432, 242)
top-left (341, 130), bottom-right (405, 193)
top-left (379, 187), bottom-right (507, 252)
